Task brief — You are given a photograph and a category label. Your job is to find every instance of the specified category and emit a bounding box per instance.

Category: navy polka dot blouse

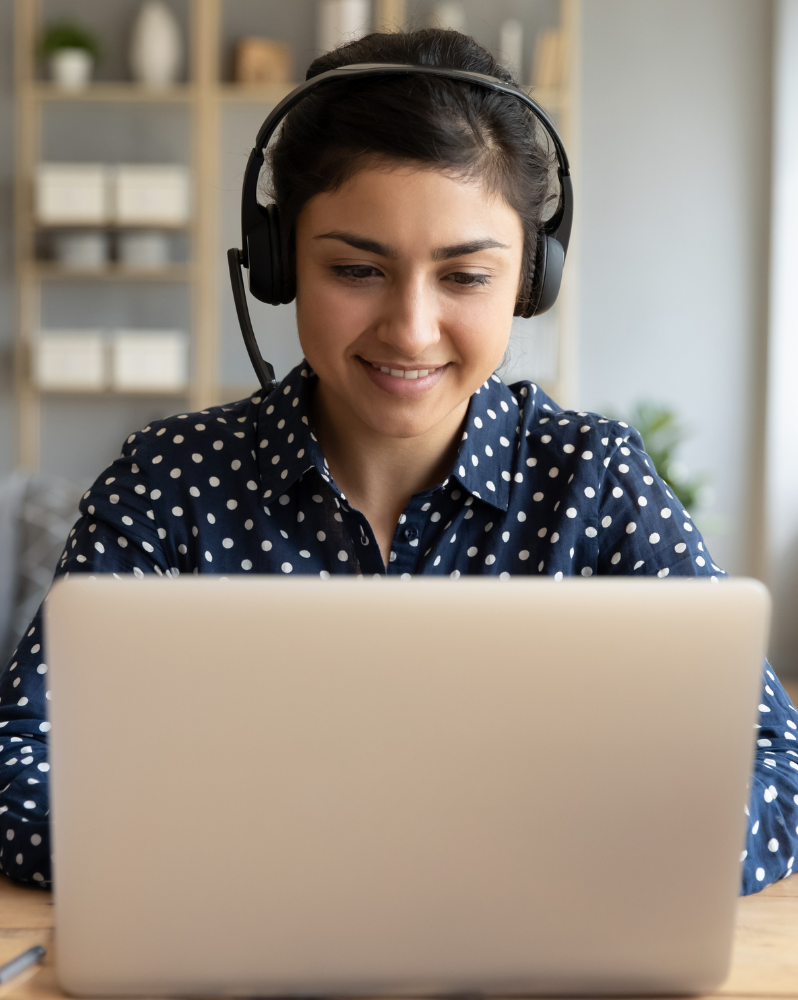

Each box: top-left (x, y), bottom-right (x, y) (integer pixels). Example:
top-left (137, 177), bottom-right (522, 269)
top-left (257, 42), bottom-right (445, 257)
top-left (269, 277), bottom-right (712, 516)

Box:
top-left (1, 360), bottom-right (796, 894)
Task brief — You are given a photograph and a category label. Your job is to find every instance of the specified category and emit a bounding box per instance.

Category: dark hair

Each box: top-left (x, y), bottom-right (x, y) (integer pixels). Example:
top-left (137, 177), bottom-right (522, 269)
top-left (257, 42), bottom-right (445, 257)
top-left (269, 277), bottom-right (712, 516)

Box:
top-left (267, 29), bottom-right (555, 315)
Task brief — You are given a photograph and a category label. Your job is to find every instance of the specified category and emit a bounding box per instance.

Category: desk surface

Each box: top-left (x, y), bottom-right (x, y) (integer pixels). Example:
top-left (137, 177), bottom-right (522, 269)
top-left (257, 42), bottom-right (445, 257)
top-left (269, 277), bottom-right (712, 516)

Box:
top-left (0, 873), bottom-right (795, 1000)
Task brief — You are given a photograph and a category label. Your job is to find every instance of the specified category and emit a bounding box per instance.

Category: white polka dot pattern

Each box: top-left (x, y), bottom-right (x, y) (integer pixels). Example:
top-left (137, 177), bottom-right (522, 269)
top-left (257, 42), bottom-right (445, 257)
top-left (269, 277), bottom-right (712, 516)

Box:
top-left (0, 359), bottom-right (794, 894)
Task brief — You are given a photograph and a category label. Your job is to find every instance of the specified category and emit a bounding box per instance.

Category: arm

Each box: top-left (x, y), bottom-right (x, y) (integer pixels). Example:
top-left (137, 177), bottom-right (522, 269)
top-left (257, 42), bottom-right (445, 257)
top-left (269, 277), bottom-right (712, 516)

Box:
top-left (741, 666), bottom-right (798, 894)
top-left (595, 421), bottom-right (723, 580)
top-left (0, 425), bottom-right (168, 886)
top-left (596, 421), bottom-right (798, 893)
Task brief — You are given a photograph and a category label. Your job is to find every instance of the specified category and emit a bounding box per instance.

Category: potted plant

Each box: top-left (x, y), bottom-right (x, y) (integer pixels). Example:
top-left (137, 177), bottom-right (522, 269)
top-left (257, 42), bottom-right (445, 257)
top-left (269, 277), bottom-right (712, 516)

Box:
top-left (39, 23), bottom-right (100, 91)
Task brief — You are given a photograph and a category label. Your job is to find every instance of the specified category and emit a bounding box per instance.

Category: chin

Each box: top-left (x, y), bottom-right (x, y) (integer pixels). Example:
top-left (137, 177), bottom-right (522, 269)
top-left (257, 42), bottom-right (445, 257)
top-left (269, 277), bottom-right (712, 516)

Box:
top-left (361, 409), bottom-right (444, 440)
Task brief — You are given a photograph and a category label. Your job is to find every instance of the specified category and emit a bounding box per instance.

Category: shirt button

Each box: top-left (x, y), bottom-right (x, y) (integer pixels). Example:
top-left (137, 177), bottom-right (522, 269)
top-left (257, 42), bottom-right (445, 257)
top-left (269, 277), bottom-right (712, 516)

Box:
top-left (403, 526), bottom-right (418, 542)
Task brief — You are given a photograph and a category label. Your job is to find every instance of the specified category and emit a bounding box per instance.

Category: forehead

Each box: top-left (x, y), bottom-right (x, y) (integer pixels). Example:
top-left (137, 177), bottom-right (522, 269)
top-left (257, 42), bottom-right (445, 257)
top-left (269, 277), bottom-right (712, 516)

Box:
top-left (300, 160), bottom-right (523, 241)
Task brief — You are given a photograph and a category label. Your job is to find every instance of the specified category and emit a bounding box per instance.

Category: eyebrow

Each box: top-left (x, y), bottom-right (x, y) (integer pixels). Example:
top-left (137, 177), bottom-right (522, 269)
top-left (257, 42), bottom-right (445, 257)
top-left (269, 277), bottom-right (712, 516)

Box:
top-left (313, 231), bottom-right (509, 261)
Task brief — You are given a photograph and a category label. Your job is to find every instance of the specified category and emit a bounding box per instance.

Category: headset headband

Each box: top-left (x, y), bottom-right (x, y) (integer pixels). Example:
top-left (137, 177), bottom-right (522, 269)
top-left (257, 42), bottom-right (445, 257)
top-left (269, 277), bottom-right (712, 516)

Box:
top-left (229, 62), bottom-right (573, 393)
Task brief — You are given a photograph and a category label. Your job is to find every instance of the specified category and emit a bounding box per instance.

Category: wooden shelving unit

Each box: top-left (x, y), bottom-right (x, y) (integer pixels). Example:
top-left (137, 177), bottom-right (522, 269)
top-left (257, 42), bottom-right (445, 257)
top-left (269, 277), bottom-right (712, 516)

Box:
top-left (14, 0), bottom-right (579, 471)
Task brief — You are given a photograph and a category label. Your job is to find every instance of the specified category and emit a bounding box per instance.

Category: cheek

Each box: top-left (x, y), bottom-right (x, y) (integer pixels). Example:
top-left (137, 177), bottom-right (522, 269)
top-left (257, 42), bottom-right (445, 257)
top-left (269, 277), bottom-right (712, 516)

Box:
top-left (444, 290), bottom-right (515, 371)
top-left (295, 275), bottom-right (374, 364)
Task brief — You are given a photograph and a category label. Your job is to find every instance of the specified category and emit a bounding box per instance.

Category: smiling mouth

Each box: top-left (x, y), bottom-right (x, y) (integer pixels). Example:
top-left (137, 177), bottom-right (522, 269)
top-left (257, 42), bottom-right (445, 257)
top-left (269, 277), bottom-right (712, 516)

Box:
top-left (361, 358), bottom-right (447, 380)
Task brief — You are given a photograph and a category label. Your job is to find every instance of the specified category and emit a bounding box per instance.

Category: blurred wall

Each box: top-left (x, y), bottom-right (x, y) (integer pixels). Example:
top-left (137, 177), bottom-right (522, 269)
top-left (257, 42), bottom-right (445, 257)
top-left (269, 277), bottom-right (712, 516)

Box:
top-left (577, 0), bottom-right (773, 581)
top-left (766, 0), bottom-right (798, 675)
top-left (0, 0), bottom-right (15, 474)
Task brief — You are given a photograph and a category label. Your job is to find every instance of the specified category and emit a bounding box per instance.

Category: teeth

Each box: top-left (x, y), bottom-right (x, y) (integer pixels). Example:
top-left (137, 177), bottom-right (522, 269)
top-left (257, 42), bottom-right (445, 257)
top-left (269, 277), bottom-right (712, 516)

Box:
top-left (373, 363), bottom-right (435, 379)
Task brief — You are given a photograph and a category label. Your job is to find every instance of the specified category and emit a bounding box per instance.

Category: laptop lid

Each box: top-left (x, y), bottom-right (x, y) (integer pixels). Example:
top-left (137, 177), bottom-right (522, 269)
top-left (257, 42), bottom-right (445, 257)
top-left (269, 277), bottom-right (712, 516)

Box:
top-left (46, 576), bottom-right (769, 996)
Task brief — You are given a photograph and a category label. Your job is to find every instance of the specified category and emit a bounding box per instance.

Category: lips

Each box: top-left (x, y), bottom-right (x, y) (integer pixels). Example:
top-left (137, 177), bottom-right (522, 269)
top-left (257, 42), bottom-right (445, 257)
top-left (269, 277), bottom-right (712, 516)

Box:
top-left (357, 356), bottom-right (449, 395)
top-left (362, 359), bottom-right (446, 380)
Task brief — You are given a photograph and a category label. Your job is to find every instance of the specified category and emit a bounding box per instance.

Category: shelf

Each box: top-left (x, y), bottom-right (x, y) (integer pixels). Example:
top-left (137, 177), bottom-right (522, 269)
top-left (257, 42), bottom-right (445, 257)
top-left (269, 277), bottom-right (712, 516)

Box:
top-left (35, 221), bottom-right (191, 231)
top-left (30, 81), bottom-right (300, 106)
top-left (34, 386), bottom-right (191, 398)
top-left (31, 82), bottom-right (195, 103)
top-left (33, 263), bottom-right (193, 283)
top-left (218, 82), bottom-right (297, 105)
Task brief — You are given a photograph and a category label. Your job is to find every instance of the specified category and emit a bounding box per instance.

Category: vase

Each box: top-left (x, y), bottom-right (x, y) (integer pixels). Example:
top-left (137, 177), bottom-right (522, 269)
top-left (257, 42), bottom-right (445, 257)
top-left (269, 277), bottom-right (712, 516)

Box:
top-left (49, 49), bottom-right (93, 90)
top-left (129, 1), bottom-right (183, 87)
top-left (429, 1), bottom-right (466, 32)
top-left (317, 0), bottom-right (370, 53)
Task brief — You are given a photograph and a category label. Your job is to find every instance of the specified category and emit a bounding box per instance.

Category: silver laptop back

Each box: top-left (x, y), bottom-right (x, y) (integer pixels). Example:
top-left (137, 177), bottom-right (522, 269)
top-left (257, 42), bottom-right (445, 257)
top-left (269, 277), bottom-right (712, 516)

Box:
top-left (46, 577), bottom-right (769, 996)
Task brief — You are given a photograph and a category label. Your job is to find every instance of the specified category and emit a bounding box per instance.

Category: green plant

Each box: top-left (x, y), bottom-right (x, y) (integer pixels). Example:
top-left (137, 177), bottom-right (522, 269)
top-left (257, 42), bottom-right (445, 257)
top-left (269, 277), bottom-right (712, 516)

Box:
top-left (38, 22), bottom-right (101, 60)
top-left (614, 401), bottom-right (706, 511)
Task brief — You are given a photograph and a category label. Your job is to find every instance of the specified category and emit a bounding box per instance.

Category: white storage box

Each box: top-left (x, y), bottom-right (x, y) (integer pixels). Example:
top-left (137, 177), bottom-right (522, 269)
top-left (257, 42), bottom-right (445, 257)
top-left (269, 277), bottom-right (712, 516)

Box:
top-left (113, 166), bottom-right (191, 225)
top-left (53, 230), bottom-right (110, 270)
top-left (35, 164), bottom-right (110, 225)
top-left (34, 332), bottom-right (107, 391)
top-left (112, 331), bottom-right (188, 391)
top-left (117, 230), bottom-right (171, 269)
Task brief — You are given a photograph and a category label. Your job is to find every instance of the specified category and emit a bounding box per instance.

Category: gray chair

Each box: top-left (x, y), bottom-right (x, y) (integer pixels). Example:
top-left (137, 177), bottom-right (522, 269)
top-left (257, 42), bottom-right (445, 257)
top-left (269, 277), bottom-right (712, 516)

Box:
top-left (0, 474), bottom-right (84, 665)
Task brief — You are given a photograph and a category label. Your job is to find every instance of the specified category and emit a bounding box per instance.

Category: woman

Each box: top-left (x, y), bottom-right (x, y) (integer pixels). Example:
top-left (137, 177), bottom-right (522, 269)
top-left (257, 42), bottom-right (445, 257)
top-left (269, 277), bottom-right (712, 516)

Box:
top-left (1, 29), bottom-right (795, 893)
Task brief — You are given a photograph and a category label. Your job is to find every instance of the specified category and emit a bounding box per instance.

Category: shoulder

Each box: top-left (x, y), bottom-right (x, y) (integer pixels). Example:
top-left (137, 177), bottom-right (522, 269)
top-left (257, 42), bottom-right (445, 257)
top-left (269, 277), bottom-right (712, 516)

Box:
top-left (128, 393), bottom-right (262, 456)
top-left (506, 377), bottom-right (639, 470)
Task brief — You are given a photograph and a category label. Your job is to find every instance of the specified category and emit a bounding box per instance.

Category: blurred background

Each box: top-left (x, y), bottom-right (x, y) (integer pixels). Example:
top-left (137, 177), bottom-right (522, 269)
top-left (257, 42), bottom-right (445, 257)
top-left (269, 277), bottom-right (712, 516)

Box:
top-left (0, 0), bottom-right (797, 676)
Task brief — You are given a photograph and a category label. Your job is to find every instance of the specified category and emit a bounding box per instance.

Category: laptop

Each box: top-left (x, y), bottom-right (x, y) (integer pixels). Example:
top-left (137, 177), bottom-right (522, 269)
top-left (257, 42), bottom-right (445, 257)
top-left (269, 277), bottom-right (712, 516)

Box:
top-left (46, 576), bottom-right (769, 997)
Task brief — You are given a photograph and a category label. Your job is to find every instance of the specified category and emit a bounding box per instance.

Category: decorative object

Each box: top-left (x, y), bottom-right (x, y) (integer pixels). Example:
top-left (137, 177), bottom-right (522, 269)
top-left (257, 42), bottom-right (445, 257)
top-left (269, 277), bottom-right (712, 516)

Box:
top-left (428, 1), bottom-right (465, 32)
top-left (112, 331), bottom-right (188, 391)
top-left (34, 332), bottom-right (106, 391)
top-left (113, 165), bottom-right (190, 225)
top-left (532, 29), bottom-right (565, 91)
top-left (499, 19), bottom-right (523, 81)
top-left (317, 0), bottom-right (370, 54)
top-left (35, 164), bottom-right (110, 225)
top-left (375, 0), bottom-right (406, 32)
top-left (235, 38), bottom-right (293, 85)
top-left (39, 22), bottom-right (99, 91)
top-left (53, 231), bottom-right (109, 271)
top-left (117, 231), bottom-right (171, 270)
top-left (129, 2), bottom-right (183, 87)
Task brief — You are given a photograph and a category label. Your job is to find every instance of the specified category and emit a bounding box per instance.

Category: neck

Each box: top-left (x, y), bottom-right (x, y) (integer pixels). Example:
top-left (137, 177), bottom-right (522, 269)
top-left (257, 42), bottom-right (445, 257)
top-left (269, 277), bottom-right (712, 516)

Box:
top-left (312, 383), bottom-right (467, 565)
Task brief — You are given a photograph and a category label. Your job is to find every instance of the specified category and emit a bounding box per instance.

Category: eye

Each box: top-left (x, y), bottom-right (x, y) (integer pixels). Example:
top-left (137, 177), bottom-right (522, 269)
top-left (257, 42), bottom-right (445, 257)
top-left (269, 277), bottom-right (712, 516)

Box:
top-left (445, 272), bottom-right (491, 286)
top-left (331, 264), bottom-right (382, 281)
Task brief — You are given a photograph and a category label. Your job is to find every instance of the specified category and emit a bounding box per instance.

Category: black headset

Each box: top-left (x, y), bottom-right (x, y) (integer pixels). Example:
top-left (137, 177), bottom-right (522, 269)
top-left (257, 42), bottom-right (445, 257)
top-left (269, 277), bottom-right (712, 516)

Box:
top-left (228, 62), bottom-right (573, 395)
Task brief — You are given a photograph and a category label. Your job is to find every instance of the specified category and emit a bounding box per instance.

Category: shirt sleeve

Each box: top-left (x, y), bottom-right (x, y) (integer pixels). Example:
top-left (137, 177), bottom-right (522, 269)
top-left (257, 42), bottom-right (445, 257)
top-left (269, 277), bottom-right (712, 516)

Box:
top-left (595, 421), bottom-right (798, 894)
top-left (0, 425), bottom-right (168, 887)
top-left (596, 421), bottom-right (724, 579)
top-left (741, 664), bottom-right (798, 894)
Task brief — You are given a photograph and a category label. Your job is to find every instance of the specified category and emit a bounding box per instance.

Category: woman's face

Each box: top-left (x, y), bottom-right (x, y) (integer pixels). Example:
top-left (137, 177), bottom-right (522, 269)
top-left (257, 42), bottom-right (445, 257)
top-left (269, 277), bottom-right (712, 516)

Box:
top-left (294, 162), bottom-right (525, 441)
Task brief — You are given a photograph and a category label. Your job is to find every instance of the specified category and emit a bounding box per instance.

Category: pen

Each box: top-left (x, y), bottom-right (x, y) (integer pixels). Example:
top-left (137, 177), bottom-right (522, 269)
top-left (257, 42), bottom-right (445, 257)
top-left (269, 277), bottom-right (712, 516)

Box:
top-left (0, 945), bottom-right (46, 984)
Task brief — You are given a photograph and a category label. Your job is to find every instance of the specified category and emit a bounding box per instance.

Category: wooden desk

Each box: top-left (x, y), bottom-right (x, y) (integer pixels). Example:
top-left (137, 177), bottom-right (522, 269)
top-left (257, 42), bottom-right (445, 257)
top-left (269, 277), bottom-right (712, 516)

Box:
top-left (0, 873), bottom-right (795, 1000)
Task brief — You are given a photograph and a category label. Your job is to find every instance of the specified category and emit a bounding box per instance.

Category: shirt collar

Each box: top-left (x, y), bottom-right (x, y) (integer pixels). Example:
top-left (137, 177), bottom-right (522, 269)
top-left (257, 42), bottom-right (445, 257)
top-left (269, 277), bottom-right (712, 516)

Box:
top-left (256, 363), bottom-right (521, 512)
top-left (448, 373), bottom-right (521, 511)
top-left (256, 361), bottom-right (328, 504)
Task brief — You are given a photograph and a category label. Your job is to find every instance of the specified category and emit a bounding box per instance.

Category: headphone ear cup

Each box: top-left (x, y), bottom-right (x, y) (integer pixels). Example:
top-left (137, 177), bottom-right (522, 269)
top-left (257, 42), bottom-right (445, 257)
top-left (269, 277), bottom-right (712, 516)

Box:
top-left (265, 204), bottom-right (282, 304)
top-left (265, 203), bottom-right (296, 305)
top-left (245, 203), bottom-right (293, 306)
top-left (278, 208), bottom-right (297, 304)
top-left (533, 236), bottom-right (565, 315)
top-left (246, 215), bottom-right (275, 304)
top-left (514, 230), bottom-right (545, 319)
top-left (514, 232), bottom-right (565, 318)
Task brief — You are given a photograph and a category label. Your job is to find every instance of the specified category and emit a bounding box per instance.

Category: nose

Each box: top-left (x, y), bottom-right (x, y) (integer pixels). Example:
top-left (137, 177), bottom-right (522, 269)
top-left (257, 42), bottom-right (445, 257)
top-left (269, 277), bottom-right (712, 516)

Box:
top-left (376, 271), bottom-right (441, 360)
